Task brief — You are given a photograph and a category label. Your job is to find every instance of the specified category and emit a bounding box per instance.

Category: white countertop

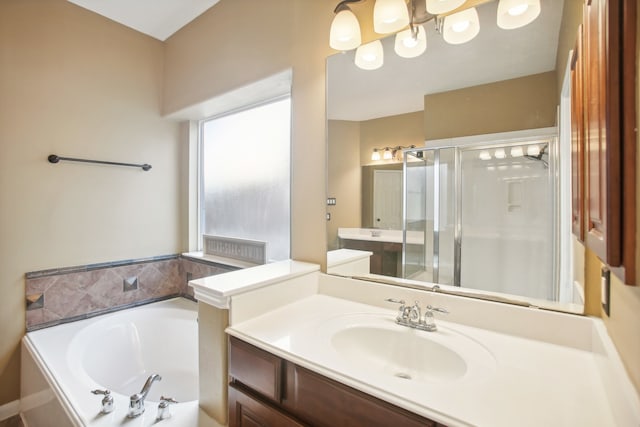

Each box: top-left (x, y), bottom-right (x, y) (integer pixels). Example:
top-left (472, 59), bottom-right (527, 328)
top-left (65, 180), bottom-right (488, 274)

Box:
top-left (188, 260), bottom-right (319, 308)
top-left (226, 294), bottom-right (626, 427)
top-left (338, 228), bottom-right (425, 244)
top-left (327, 248), bottom-right (373, 266)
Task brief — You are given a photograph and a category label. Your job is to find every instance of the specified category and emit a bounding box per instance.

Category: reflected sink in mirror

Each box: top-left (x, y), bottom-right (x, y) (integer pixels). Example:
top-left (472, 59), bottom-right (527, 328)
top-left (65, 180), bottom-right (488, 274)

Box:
top-left (318, 314), bottom-right (496, 384)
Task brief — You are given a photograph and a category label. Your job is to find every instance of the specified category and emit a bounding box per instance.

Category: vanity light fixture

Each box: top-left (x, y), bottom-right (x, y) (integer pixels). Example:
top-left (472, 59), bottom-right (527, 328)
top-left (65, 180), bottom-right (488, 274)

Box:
top-left (426, 0), bottom-right (466, 15)
top-left (395, 24), bottom-right (427, 58)
top-left (442, 7), bottom-right (480, 44)
top-left (329, 3), bottom-right (362, 51)
top-left (371, 148), bottom-right (382, 161)
top-left (374, 0), bottom-right (410, 34)
top-left (497, 0), bottom-right (541, 29)
top-left (527, 145), bottom-right (540, 156)
top-left (494, 148), bottom-right (506, 159)
top-left (479, 150), bottom-right (492, 160)
top-left (355, 40), bottom-right (384, 70)
top-left (383, 147), bottom-right (394, 160)
top-left (329, 0), bottom-right (541, 70)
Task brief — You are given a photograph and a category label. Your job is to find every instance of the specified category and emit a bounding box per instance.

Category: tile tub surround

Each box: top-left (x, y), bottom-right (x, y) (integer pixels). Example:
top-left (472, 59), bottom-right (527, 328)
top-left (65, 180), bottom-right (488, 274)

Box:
top-left (25, 255), bottom-right (235, 330)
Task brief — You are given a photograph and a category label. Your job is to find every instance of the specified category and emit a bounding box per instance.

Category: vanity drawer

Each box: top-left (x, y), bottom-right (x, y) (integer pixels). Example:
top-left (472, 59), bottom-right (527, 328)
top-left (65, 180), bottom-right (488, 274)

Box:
top-left (229, 336), bottom-right (283, 402)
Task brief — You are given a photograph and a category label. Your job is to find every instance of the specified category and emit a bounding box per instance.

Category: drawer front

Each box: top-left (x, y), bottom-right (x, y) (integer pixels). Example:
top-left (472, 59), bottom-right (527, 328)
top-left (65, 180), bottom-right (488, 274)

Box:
top-left (229, 336), bottom-right (282, 402)
top-left (283, 362), bottom-right (438, 427)
top-left (229, 384), bottom-right (305, 427)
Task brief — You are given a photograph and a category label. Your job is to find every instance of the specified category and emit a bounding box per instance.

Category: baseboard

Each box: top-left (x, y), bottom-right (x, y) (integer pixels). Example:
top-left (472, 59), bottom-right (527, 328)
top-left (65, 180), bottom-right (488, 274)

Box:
top-left (0, 399), bottom-right (19, 421)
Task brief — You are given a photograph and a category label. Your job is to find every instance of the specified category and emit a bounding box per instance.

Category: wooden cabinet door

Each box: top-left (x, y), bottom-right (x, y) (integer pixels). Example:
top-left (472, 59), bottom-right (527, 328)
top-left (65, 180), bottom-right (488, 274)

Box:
top-left (282, 362), bottom-right (439, 427)
top-left (229, 384), bottom-right (305, 427)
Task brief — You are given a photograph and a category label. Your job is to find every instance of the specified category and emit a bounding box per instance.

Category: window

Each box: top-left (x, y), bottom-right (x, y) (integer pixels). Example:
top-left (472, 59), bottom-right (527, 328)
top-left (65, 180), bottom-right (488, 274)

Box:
top-left (199, 97), bottom-right (291, 262)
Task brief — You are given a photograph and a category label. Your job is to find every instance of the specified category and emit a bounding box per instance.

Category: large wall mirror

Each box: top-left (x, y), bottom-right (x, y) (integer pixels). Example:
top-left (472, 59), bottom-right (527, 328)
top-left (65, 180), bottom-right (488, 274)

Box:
top-left (326, 0), bottom-right (585, 313)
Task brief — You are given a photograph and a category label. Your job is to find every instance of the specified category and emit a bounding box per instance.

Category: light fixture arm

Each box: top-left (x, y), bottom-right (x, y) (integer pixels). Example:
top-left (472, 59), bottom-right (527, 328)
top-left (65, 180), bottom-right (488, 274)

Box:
top-left (333, 0), bottom-right (364, 14)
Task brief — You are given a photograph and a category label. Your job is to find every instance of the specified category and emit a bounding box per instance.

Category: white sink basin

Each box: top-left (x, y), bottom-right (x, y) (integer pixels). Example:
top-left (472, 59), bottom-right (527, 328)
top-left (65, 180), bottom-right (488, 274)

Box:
top-left (317, 314), bottom-right (496, 384)
top-left (331, 326), bottom-right (467, 381)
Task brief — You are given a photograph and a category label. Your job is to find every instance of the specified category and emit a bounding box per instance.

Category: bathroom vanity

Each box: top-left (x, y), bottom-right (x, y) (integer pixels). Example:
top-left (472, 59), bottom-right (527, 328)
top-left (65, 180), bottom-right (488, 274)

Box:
top-left (228, 337), bottom-right (440, 427)
top-left (189, 260), bottom-right (640, 427)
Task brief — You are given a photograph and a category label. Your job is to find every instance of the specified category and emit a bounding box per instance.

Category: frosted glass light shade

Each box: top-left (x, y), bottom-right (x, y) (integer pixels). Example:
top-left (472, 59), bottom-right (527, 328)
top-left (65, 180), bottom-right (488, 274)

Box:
top-left (355, 40), bottom-right (384, 70)
top-left (383, 148), bottom-right (393, 160)
top-left (371, 150), bottom-right (381, 161)
top-left (510, 146), bottom-right (524, 157)
top-left (497, 0), bottom-right (541, 29)
top-left (494, 148), bottom-right (506, 159)
top-left (373, 0), bottom-right (410, 34)
top-left (527, 145), bottom-right (540, 156)
top-left (330, 8), bottom-right (362, 50)
top-left (443, 8), bottom-right (480, 44)
top-left (426, 0), bottom-right (466, 15)
top-left (479, 151), bottom-right (491, 160)
top-left (394, 25), bottom-right (427, 58)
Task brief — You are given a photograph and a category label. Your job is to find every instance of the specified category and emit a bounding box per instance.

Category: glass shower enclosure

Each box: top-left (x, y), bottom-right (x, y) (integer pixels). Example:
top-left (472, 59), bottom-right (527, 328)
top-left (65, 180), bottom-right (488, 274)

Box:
top-left (402, 136), bottom-right (557, 301)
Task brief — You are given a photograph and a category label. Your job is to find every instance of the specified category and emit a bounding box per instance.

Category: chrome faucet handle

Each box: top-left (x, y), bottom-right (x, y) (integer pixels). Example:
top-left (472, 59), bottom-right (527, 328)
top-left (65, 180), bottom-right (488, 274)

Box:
top-left (91, 389), bottom-right (114, 414)
top-left (156, 397), bottom-right (178, 421)
top-left (408, 301), bottom-right (421, 324)
top-left (385, 298), bottom-right (407, 322)
top-left (422, 305), bottom-right (449, 331)
top-left (426, 305), bottom-right (449, 314)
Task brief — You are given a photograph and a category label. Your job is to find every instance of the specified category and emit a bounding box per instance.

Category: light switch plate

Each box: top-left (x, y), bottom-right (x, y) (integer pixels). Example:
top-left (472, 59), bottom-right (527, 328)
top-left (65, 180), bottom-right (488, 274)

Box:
top-left (601, 266), bottom-right (610, 316)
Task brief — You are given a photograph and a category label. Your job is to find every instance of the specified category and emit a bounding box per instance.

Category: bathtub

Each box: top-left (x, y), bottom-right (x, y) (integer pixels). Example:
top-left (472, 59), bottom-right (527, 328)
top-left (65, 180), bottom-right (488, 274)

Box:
top-left (21, 298), bottom-right (218, 426)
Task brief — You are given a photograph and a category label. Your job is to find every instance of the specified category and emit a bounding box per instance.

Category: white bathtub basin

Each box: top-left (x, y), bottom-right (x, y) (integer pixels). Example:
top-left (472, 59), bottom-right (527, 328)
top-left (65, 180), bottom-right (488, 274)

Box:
top-left (67, 304), bottom-right (198, 402)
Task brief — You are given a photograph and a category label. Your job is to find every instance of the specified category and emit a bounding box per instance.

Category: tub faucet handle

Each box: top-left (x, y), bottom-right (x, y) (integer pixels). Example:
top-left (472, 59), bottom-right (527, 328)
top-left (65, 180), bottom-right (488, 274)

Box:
top-left (128, 374), bottom-right (162, 418)
top-left (91, 389), bottom-right (114, 414)
top-left (156, 396), bottom-right (178, 421)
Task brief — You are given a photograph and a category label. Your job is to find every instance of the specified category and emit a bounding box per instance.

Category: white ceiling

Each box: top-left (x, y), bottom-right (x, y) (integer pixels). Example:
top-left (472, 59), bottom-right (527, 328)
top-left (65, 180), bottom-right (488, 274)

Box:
top-left (328, 0), bottom-right (564, 121)
top-left (67, 0), bottom-right (220, 41)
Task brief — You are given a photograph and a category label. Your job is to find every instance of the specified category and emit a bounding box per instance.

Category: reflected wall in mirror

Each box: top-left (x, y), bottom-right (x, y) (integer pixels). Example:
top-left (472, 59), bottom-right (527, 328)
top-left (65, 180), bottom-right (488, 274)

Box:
top-left (326, 0), bottom-right (585, 313)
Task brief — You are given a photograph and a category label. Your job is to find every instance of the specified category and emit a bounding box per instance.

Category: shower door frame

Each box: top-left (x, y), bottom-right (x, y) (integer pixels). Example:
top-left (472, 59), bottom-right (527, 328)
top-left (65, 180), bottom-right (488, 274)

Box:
top-left (402, 127), bottom-right (560, 298)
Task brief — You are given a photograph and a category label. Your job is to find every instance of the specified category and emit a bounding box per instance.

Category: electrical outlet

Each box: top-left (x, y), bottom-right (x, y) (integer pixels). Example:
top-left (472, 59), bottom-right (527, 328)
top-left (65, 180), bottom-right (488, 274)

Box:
top-left (601, 267), bottom-right (610, 316)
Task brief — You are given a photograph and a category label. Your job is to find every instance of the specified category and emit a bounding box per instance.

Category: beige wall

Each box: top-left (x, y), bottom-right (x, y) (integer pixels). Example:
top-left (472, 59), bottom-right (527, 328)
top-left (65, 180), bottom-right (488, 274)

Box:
top-left (424, 72), bottom-right (558, 141)
top-left (164, 0), bottom-right (332, 267)
top-left (360, 111), bottom-right (424, 166)
top-left (0, 0), bottom-right (181, 403)
top-left (327, 120), bottom-right (361, 250)
top-left (555, 0), bottom-right (584, 95)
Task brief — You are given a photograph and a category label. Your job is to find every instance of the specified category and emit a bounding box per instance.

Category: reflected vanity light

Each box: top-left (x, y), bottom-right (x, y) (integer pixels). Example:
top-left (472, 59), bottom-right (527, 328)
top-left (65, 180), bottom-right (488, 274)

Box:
top-left (479, 150), bottom-right (492, 160)
top-left (329, 0), bottom-right (541, 69)
top-left (510, 146), bottom-right (524, 157)
top-left (371, 145), bottom-right (417, 161)
top-left (494, 148), bottom-right (506, 159)
top-left (527, 145), bottom-right (540, 156)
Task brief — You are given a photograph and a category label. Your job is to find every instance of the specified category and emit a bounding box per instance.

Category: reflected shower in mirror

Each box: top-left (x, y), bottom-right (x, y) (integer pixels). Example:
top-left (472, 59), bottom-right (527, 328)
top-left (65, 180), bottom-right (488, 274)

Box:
top-left (326, 0), bottom-right (584, 313)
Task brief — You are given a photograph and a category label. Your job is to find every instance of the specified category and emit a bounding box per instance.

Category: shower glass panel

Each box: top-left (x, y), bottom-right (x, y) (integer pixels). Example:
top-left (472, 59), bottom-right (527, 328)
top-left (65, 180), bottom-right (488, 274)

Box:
top-left (403, 139), bottom-right (555, 301)
top-left (460, 143), bottom-right (554, 300)
top-left (403, 150), bottom-right (432, 280)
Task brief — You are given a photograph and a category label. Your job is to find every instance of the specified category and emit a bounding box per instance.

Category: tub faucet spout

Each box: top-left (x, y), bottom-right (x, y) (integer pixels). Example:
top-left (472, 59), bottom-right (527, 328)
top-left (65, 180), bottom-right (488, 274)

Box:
top-left (128, 374), bottom-right (162, 418)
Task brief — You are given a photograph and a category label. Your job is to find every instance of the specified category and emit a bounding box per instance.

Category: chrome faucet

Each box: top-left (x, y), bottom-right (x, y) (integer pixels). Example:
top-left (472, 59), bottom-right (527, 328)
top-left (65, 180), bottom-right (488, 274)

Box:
top-left (128, 374), bottom-right (162, 418)
top-left (91, 389), bottom-right (114, 414)
top-left (385, 299), bottom-right (448, 332)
